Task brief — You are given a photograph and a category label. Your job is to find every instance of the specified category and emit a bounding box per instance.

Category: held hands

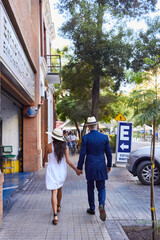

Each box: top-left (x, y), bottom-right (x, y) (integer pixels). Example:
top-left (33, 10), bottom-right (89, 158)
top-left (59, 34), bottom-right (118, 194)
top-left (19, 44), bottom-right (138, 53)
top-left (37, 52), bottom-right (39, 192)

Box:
top-left (42, 162), bottom-right (46, 168)
top-left (76, 169), bottom-right (83, 176)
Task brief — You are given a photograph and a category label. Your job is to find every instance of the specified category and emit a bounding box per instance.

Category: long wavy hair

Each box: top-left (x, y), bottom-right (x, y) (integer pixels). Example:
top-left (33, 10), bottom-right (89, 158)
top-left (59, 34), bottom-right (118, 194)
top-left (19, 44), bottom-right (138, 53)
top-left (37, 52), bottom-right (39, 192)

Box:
top-left (53, 138), bottom-right (66, 163)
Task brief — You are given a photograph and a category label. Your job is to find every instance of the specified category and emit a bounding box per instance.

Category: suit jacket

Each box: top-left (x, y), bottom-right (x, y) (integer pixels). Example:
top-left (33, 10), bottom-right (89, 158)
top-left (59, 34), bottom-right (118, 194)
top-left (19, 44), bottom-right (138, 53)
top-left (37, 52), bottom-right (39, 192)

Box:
top-left (77, 130), bottom-right (112, 181)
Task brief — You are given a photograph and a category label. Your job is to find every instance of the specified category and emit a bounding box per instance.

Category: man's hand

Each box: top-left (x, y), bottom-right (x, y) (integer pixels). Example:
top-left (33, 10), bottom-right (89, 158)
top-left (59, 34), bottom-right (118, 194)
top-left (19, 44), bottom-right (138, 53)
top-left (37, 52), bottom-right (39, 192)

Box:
top-left (107, 167), bottom-right (111, 173)
top-left (76, 169), bottom-right (83, 176)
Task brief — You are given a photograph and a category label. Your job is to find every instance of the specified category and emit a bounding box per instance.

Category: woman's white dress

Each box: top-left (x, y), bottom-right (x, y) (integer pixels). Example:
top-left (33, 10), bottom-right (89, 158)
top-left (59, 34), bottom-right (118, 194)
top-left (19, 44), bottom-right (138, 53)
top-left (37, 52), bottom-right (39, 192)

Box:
top-left (46, 144), bottom-right (67, 190)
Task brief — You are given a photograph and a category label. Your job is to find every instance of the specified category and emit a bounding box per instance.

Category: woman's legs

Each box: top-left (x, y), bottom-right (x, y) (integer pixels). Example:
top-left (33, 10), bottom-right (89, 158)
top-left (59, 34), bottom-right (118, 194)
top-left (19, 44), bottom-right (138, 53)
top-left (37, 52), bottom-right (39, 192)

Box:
top-left (57, 187), bottom-right (62, 212)
top-left (51, 190), bottom-right (58, 220)
top-left (57, 187), bottom-right (62, 206)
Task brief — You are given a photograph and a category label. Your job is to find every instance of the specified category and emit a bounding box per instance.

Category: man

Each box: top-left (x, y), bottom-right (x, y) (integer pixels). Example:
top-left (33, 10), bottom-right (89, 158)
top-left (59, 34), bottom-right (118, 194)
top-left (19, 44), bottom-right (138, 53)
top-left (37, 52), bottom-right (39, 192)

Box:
top-left (69, 130), bottom-right (77, 155)
top-left (77, 116), bottom-right (112, 221)
top-left (63, 130), bottom-right (70, 147)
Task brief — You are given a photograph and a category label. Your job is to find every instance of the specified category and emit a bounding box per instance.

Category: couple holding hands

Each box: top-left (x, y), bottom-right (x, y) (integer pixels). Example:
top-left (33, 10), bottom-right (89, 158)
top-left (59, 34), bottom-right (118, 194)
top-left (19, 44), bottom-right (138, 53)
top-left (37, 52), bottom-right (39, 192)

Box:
top-left (43, 116), bottom-right (112, 225)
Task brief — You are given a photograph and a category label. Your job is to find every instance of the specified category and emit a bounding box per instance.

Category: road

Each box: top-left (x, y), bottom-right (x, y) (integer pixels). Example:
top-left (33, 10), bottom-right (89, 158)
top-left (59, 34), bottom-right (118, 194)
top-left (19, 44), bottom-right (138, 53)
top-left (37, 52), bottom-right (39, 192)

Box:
top-left (112, 140), bottom-right (160, 166)
top-left (132, 140), bottom-right (160, 151)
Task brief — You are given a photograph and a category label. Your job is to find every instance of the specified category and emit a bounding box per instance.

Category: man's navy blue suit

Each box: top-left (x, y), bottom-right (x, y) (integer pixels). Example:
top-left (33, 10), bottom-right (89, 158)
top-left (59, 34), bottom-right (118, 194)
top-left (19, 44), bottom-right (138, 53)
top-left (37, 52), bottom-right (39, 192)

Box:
top-left (77, 129), bottom-right (112, 211)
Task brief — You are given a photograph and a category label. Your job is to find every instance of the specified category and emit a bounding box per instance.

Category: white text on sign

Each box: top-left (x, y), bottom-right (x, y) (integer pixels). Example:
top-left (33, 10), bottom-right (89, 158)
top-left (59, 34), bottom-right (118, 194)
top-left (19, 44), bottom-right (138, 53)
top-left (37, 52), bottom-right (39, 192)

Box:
top-left (120, 126), bottom-right (129, 141)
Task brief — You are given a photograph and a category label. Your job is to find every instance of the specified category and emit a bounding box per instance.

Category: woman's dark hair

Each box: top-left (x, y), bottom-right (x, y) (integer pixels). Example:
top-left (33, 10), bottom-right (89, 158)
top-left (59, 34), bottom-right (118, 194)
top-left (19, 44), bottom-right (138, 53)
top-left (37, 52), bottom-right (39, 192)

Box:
top-left (53, 139), bottom-right (66, 163)
top-left (63, 130), bottom-right (67, 134)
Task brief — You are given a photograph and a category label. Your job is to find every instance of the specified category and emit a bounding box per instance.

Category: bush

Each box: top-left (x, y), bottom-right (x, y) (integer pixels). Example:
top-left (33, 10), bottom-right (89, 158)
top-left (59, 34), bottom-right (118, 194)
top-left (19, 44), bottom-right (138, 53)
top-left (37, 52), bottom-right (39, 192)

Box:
top-left (108, 134), bottom-right (116, 153)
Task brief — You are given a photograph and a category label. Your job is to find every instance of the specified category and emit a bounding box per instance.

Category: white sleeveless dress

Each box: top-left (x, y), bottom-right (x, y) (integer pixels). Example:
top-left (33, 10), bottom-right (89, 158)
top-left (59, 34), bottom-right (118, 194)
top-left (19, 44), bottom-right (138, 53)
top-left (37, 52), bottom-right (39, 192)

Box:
top-left (46, 144), bottom-right (67, 190)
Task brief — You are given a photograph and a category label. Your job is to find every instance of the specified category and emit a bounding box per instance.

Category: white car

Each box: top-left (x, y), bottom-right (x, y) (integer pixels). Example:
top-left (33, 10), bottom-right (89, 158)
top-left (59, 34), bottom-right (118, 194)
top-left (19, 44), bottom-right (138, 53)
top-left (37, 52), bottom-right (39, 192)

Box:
top-left (126, 146), bottom-right (160, 185)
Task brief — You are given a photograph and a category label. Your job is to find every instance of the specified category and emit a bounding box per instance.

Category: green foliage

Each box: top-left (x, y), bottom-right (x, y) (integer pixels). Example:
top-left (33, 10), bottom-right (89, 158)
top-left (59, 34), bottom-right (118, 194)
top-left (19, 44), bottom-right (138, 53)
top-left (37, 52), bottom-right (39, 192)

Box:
top-left (128, 56), bottom-right (160, 127)
top-left (130, 17), bottom-right (160, 72)
top-left (61, 60), bottom-right (93, 100)
top-left (99, 93), bottom-right (133, 123)
top-left (55, 0), bottom-right (159, 122)
top-left (108, 134), bottom-right (116, 153)
top-left (57, 0), bottom-right (157, 18)
top-left (125, 71), bottom-right (144, 84)
top-left (56, 96), bottom-right (91, 122)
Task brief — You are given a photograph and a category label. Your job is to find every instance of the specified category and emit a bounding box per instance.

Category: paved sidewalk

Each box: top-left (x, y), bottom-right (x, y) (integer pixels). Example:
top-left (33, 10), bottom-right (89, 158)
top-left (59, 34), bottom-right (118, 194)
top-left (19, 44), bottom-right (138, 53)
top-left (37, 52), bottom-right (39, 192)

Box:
top-left (3, 172), bottom-right (32, 206)
top-left (0, 155), bottom-right (111, 240)
top-left (1, 154), bottom-right (160, 240)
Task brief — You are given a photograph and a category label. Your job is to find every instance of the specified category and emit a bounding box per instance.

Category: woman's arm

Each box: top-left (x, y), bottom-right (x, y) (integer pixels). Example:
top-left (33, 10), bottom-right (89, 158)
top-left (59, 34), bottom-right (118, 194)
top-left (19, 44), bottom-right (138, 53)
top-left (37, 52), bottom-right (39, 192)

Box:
top-left (43, 143), bottom-right (52, 167)
top-left (65, 148), bottom-right (82, 175)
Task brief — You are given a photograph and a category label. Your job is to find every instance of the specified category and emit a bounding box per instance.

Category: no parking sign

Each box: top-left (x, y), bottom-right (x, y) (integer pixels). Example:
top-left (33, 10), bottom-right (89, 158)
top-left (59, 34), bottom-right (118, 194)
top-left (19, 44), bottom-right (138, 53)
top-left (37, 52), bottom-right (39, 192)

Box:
top-left (116, 122), bottom-right (132, 163)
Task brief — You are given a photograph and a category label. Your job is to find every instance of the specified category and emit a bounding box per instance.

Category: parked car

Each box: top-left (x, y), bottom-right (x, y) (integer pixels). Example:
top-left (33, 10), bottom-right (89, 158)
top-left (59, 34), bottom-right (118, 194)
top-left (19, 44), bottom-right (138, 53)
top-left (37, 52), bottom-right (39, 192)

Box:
top-left (126, 146), bottom-right (160, 185)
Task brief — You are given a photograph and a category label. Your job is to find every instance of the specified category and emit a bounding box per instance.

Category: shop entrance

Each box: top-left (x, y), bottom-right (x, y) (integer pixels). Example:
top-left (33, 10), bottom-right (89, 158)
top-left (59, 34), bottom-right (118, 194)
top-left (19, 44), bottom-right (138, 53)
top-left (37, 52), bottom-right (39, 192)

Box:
top-left (1, 91), bottom-right (23, 173)
top-left (0, 119), bottom-right (2, 171)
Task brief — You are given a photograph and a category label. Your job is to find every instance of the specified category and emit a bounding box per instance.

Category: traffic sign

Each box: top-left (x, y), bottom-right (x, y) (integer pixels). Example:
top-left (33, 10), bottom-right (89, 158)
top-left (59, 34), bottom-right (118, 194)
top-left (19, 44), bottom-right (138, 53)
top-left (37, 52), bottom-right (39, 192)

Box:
top-left (115, 113), bottom-right (126, 122)
top-left (116, 122), bottom-right (132, 163)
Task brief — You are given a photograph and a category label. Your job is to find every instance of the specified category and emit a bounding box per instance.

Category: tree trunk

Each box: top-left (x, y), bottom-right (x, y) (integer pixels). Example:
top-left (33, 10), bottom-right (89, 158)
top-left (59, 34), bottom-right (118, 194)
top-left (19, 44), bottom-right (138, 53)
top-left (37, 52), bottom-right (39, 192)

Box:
top-left (151, 117), bottom-right (158, 240)
top-left (144, 124), bottom-right (146, 141)
top-left (82, 119), bottom-right (87, 136)
top-left (91, 75), bottom-right (100, 120)
top-left (74, 120), bottom-right (81, 140)
top-left (91, 2), bottom-right (104, 121)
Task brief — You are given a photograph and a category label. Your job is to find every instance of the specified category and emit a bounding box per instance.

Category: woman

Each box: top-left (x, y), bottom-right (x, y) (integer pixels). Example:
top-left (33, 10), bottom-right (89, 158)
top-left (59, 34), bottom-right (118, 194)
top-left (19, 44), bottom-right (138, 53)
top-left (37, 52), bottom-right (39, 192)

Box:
top-left (43, 128), bottom-right (81, 225)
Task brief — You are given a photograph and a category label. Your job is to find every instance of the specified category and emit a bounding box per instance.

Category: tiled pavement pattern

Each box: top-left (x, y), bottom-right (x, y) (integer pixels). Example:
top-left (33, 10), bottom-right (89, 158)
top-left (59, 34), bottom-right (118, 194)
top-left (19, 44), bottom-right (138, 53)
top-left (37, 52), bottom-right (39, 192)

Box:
top-left (105, 165), bottom-right (160, 240)
top-left (0, 155), bottom-right (111, 240)
top-left (0, 154), bottom-right (160, 240)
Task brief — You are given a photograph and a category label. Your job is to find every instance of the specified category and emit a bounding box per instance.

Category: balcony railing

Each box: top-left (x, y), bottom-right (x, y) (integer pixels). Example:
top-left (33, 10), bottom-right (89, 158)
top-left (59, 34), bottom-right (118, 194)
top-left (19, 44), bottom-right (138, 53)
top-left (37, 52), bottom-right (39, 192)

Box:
top-left (45, 55), bottom-right (61, 84)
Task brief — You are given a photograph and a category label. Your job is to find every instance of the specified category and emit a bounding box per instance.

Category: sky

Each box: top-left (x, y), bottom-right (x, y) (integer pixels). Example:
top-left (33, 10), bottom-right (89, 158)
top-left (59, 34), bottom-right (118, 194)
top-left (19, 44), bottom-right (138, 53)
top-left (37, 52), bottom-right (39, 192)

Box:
top-left (50, 0), bottom-right (70, 49)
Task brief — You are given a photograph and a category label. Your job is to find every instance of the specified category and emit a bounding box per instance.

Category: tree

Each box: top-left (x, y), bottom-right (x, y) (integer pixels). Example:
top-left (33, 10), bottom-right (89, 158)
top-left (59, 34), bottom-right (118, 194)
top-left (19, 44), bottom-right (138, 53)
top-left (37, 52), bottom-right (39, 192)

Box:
top-left (130, 16), bottom-right (160, 72)
top-left (54, 52), bottom-right (93, 137)
top-left (57, 57), bottom-right (128, 135)
top-left (56, 95), bottom-right (91, 138)
top-left (57, 0), bottom-right (157, 17)
top-left (55, 48), bottom-right (120, 136)
top-left (56, 0), bottom-right (158, 120)
top-left (127, 56), bottom-right (160, 240)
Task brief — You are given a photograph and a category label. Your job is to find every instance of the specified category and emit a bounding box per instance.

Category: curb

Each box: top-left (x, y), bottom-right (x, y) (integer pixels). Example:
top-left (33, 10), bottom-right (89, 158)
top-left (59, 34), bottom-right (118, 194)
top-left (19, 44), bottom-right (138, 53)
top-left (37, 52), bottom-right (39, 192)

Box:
top-left (105, 220), bottom-right (129, 240)
top-left (3, 171), bottom-right (38, 216)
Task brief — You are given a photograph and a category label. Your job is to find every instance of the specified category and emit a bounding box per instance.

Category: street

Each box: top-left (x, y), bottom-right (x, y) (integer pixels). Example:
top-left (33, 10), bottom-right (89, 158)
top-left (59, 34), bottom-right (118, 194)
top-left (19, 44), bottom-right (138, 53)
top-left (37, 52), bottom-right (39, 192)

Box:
top-left (132, 140), bottom-right (160, 151)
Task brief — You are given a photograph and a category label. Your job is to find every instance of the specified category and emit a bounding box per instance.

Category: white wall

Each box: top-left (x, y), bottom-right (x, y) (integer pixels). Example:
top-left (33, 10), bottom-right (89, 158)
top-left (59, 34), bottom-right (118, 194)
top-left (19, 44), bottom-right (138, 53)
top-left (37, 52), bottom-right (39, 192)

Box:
top-left (46, 31), bottom-right (50, 55)
top-left (1, 94), bottom-right (20, 157)
top-left (47, 87), bottom-right (53, 143)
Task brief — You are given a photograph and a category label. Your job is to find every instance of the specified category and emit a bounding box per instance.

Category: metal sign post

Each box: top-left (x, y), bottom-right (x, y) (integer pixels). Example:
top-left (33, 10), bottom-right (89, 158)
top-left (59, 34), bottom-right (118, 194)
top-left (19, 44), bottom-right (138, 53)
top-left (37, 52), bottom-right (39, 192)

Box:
top-left (115, 121), bottom-right (132, 165)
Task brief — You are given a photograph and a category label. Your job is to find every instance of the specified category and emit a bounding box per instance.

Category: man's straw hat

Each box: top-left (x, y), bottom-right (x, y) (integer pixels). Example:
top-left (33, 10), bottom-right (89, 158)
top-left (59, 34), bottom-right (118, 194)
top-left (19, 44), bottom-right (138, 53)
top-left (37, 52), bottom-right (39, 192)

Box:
top-left (86, 116), bottom-right (97, 125)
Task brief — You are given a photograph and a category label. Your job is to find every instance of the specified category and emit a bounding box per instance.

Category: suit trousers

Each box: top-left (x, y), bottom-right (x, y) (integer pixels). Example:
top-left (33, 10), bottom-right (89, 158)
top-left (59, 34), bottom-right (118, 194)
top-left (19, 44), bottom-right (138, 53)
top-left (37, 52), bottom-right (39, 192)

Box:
top-left (87, 180), bottom-right (106, 211)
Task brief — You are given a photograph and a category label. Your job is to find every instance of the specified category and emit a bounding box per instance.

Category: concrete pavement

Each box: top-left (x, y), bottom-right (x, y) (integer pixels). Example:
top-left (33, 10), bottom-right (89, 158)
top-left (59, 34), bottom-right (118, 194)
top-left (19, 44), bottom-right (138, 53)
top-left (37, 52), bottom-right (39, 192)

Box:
top-left (1, 154), bottom-right (160, 240)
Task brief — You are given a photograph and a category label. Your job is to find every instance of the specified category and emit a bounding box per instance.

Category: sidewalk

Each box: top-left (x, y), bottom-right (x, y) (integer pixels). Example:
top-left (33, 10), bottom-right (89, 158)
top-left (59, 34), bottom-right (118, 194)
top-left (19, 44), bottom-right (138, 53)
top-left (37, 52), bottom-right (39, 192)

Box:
top-left (3, 172), bottom-right (32, 207)
top-left (0, 155), bottom-right (111, 240)
top-left (0, 154), bottom-right (160, 240)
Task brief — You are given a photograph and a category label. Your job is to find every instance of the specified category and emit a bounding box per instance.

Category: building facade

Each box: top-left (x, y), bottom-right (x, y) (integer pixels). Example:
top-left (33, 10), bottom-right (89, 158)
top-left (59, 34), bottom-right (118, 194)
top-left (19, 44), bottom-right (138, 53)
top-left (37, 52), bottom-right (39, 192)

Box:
top-left (0, 0), bottom-right (60, 173)
top-left (0, 0), bottom-right (61, 222)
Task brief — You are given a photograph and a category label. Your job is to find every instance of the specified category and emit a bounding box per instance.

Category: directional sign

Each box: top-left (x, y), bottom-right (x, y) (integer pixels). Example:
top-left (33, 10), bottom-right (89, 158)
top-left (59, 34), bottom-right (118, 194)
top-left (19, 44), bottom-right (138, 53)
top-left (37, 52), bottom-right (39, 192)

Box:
top-left (115, 113), bottom-right (126, 122)
top-left (116, 122), bottom-right (132, 163)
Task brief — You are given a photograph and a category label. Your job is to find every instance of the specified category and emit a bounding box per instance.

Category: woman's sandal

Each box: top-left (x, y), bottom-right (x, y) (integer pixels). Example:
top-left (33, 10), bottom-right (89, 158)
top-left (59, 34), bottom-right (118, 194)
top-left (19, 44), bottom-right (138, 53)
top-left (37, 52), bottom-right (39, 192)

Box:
top-left (57, 204), bottom-right (61, 212)
top-left (52, 214), bottom-right (58, 225)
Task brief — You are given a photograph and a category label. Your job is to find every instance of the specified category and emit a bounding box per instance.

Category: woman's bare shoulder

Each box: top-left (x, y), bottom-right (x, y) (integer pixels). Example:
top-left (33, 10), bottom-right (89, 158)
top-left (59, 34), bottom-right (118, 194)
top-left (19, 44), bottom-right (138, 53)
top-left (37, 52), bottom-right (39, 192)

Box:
top-left (46, 142), bottom-right (52, 153)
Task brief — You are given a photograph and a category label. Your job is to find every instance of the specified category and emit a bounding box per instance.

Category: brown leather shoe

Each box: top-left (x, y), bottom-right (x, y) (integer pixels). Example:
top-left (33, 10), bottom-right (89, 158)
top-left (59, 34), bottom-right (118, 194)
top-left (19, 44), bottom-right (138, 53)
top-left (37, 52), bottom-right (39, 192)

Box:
top-left (99, 205), bottom-right (106, 221)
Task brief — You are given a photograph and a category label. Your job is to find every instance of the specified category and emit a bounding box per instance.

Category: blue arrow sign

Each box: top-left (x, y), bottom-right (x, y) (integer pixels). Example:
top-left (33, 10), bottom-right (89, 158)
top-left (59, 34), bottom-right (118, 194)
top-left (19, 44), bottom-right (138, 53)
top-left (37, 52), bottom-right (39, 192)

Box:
top-left (116, 122), bottom-right (132, 163)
